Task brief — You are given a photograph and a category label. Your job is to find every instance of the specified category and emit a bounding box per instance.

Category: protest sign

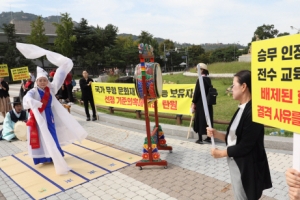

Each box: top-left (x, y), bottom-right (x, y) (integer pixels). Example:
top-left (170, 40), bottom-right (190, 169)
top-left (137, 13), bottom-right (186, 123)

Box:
top-left (11, 66), bottom-right (30, 81)
top-left (92, 83), bottom-right (194, 115)
top-left (252, 34), bottom-right (300, 170)
top-left (0, 64), bottom-right (9, 77)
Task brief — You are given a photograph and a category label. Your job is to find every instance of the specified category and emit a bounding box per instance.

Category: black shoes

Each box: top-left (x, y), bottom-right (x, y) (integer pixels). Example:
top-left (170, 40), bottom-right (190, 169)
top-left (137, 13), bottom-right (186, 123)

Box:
top-left (87, 117), bottom-right (96, 121)
top-left (195, 140), bottom-right (204, 144)
top-left (204, 138), bottom-right (211, 143)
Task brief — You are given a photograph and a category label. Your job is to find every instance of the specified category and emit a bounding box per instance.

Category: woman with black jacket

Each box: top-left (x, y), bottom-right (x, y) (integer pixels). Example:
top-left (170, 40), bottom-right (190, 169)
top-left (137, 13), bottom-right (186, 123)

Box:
top-left (0, 78), bottom-right (11, 118)
top-left (207, 70), bottom-right (272, 200)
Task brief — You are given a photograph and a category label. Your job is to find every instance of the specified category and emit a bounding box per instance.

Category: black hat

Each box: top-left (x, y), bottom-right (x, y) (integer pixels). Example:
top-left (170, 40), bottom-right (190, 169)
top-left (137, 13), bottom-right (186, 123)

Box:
top-left (11, 97), bottom-right (22, 107)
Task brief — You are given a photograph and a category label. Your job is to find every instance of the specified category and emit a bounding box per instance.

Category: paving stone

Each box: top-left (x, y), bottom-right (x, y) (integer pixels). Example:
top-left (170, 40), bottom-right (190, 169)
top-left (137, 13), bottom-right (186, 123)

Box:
top-left (88, 196), bottom-right (100, 200)
top-left (57, 193), bottom-right (71, 200)
top-left (70, 193), bottom-right (84, 199)
top-left (82, 191), bottom-right (94, 198)
top-left (144, 194), bottom-right (158, 200)
top-left (112, 193), bottom-right (126, 200)
top-left (124, 191), bottom-right (137, 198)
top-left (156, 192), bottom-right (170, 199)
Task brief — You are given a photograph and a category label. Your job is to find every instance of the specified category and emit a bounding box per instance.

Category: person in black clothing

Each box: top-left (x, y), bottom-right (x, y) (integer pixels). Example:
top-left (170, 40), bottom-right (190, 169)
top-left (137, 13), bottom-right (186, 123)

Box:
top-left (191, 63), bottom-right (213, 144)
top-left (79, 70), bottom-right (97, 121)
top-left (0, 78), bottom-right (12, 119)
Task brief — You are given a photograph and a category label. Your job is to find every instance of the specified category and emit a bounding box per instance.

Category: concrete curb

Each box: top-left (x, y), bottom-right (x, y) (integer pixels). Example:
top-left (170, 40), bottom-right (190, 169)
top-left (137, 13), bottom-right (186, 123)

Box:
top-left (70, 104), bottom-right (293, 151)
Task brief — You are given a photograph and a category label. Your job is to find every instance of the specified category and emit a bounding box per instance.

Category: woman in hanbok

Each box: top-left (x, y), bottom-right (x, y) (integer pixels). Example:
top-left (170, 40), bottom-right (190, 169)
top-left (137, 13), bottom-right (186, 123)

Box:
top-left (17, 43), bottom-right (88, 175)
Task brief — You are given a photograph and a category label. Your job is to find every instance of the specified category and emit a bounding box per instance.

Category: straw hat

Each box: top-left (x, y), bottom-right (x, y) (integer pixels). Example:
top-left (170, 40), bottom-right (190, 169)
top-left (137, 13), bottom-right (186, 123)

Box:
top-left (196, 63), bottom-right (208, 70)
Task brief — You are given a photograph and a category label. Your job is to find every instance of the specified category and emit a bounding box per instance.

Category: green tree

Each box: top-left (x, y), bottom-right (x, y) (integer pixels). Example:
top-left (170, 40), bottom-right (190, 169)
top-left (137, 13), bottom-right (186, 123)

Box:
top-left (251, 24), bottom-right (279, 41)
top-left (188, 45), bottom-right (205, 66)
top-left (53, 13), bottom-right (76, 57)
top-left (26, 16), bottom-right (49, 67)
top-left (109, 36), bottom-right (139, 71)
top-left (158, 39), bottom-right (175, 55)
top-left (210, 46), bottom-right (242, 63)
top-left (0, 23), bottom-right (34, 80)
top-left (138, 31), bottom-right (159, 55)
top-left (73, 18), bottom-right (93, 67)
top-left (277, 32), bottom-right (290, 37)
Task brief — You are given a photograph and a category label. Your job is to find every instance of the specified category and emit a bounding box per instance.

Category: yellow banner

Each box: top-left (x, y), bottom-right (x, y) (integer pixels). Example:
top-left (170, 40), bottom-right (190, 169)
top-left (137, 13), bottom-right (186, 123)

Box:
top-left (10, 66), bottom-right (30, 81)
top-left (252, 34), bottom-right (300, 133)
top-left (0, 64), bottom-right (9, 77)
top-left (92, 83), bottom-right (194, 115)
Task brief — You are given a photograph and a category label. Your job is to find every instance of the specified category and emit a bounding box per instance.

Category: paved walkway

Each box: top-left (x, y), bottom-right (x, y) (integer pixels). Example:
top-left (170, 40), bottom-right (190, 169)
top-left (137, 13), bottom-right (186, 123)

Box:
top-left (0, 83), bottom-right (292, 200)
top-left (0, 106), bottom-right (292, 200)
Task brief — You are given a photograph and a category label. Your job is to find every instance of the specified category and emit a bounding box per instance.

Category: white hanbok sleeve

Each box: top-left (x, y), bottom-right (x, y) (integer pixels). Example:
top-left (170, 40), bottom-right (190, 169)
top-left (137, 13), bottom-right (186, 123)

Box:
top-left (23, 89), bottom-right (43, 110)
top-left (16, 43), bottom-right (73, 94)
top-left (50, 58), bottom-right (73, 94)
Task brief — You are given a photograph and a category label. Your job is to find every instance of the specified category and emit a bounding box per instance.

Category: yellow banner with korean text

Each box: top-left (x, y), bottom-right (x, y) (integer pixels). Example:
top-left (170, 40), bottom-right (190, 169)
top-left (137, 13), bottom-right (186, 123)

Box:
top-left (92, 83), bottom-right (194, 115)
top-left (10, 66), bottom-right (30, 81)
top-left (252, 34), bottom-right (300, 133)
top-left (0, 64), bottom-right (9, 77)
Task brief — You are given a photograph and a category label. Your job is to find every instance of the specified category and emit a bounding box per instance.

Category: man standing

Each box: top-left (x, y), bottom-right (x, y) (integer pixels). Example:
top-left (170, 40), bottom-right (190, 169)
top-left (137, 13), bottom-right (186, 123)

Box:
top-left (1, 97), bottom-right (28, 141)
top-left (79, 70), bottom-right (97, 121)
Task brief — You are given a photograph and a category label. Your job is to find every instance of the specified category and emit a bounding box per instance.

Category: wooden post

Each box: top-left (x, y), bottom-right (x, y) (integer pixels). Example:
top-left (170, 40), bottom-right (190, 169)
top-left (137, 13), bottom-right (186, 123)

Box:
top-left (176, 115), bottom-right (182, 125)
top-left (109, 107), bottom-right (114, 114)
top-left (136, 110), bottom-right (141, 119)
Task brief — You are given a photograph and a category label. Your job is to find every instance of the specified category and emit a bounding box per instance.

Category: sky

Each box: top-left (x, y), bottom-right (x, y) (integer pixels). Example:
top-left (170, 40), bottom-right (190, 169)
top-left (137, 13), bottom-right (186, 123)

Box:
top-left (1, 0), bottom-right (299, 46)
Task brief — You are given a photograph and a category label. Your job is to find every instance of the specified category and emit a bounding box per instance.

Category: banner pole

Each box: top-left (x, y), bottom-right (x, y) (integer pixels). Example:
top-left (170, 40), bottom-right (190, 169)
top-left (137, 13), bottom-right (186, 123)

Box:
top-left (196, 65), bottom-right (215, 148)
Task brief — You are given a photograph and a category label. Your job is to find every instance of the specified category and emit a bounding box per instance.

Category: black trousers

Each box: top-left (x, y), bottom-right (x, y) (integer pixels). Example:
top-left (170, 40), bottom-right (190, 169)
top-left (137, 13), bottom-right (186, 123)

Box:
top-left (84, 97), bottom-right (96, 118)
top-left (67, 84), bottom-right (74, 102)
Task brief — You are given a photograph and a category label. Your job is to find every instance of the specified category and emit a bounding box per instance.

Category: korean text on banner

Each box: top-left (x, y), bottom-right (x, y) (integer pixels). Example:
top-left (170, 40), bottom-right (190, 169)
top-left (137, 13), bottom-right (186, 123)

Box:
top-left (92, 83), bottom-right (194, 115)
top-left (0, 64), bottom-right (9, 78)
top-left (252, 34), bottom-right (300, 133)
top-left (10, 66), bottom-right (30, 81)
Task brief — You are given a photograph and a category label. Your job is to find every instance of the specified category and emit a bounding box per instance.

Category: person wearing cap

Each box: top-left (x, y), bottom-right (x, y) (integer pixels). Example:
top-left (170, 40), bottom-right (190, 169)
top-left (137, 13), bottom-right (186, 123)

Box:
top-left (0, 97), bottom-right (28, 142)
top-left (191, 63), bottom-right (213, 144)
top-left (0, 77), bottom-right (12, 119)
top-left (17, 42), bottom-right (88, 175)
top-left (49, 70), bottom-right (55, 82)
top-left (20, 74), bottom-right (34, 101)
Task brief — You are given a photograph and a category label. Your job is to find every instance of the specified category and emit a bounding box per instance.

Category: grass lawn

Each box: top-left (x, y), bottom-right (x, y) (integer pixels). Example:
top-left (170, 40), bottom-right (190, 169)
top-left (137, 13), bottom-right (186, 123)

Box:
top-left (190, 61), bottom-right (251, 73)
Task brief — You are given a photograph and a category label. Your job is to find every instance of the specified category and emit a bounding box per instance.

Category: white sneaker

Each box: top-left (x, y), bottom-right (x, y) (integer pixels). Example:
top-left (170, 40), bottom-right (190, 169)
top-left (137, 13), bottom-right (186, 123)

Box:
top-left (68, 102), bottom-right (74, 105)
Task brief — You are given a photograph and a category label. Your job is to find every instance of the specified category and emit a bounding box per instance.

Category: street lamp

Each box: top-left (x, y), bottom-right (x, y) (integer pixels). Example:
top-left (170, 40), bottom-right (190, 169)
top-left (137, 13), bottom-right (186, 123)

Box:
top-left (166, 47), bottom-right (188, 71)
top-left (290, 26), bottom-right (300, 33)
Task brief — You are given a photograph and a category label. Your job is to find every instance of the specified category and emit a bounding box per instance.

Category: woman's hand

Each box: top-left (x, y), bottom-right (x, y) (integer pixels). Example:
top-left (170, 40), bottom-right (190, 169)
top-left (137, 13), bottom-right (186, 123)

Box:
top-left (191, 103), bottom-right (195, 113)
top-left (286, 168), bottom-right (300, 187)
top-left (289, 187), bottom-right (300, 200)
top-left (207, 127), bottom-right (217, 138)
top-left (211, 148), bottom-right (228, 158)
